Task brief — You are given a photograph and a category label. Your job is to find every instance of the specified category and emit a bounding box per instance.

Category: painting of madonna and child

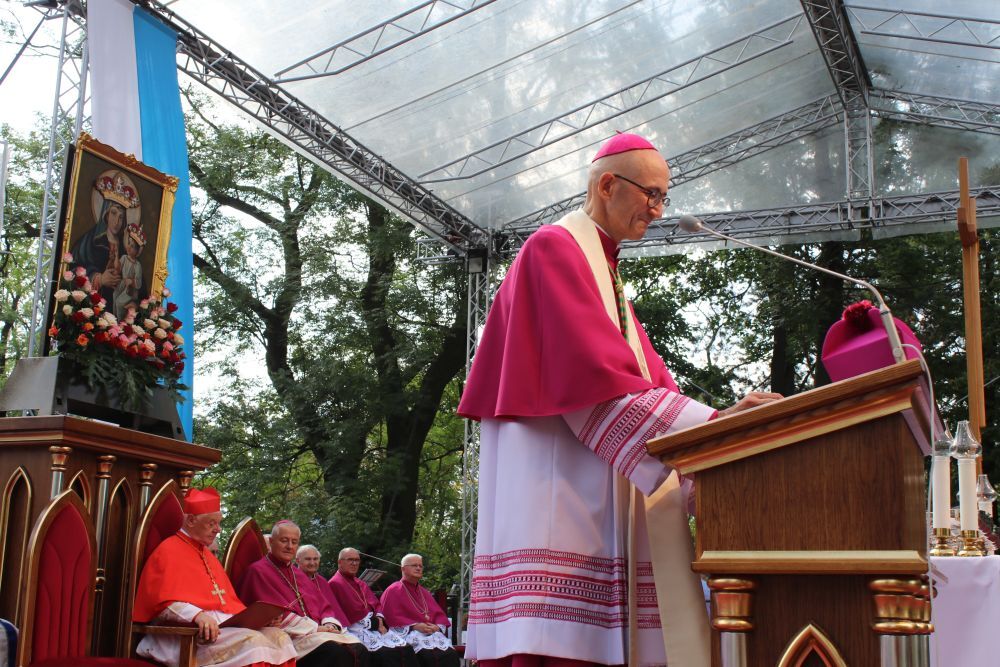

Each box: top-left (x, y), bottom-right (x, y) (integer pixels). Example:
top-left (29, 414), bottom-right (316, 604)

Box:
top-left (55, 133), bottom-right (178, 323)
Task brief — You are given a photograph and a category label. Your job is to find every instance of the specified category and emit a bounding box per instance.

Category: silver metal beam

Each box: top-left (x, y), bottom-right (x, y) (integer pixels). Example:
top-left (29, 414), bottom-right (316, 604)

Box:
top-left (133, 0), bottom-right (489, 257)
top-left (870, 89), bottom-right (1000, 137)
top-left (418, 14), bottom-right (805, 183)
top-left (799, 0), bottom-right (874, 206)
top-left (799, 0), bottom-right (871, 108)
top-left (458, 261), bottom-right (492, 638)
top-left (274, 0), bottom-right (498, 83)
top-left (625, 186), bottom-right (1000, 256)
top-left (502, 96), bottom-right (845, 232)
top-left (495, 186), bottom-right (1000, 257)
top-left (847, 5), bottom-right (1000, 51)
top-left (27, 0), bottom-right (89, 357)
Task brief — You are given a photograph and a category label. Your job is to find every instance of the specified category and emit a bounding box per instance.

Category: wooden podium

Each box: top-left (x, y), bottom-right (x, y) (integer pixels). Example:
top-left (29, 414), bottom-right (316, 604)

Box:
top-left (647, 360), bottom-right (932, 667)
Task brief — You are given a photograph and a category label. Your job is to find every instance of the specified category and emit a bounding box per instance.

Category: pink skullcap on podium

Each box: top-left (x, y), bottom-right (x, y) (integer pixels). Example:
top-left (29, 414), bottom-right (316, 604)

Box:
top-left (592, 132), bottom-right (658, 162)
top-left (821, 300), bottom-right (921, 382)
top-left (184, 487), bottom-right (221, 514)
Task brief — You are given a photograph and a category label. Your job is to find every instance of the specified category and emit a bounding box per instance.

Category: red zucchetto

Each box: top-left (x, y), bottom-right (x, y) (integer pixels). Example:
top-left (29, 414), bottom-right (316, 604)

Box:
top-left (183, 487), bottom-right (220, 514)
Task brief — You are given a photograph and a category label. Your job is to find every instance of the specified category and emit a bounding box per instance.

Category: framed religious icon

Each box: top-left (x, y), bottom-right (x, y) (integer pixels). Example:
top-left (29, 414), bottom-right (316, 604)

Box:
top-left (53, 132), bottom-right (177, 324)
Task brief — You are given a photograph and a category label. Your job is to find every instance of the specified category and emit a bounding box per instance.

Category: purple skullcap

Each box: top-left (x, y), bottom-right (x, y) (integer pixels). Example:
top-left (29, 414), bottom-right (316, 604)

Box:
top-left (592, 132), bottom-right (659, 162)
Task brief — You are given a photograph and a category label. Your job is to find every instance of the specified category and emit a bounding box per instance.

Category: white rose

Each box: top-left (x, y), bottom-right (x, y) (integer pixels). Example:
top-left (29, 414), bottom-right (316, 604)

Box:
top-left (172, 333), bottom-right (185, 345)
top-left (62, 305), bottom-right (73, 316)
top-left (157, 318), bottom-right (171, 329)
top-left (79, 308), bottom-right (94, 318)
top-left (143, 319), bottom-right (157, 330)
top-left (71, 290), bottom-right (87, 303)
top-left (96, 317), bottom-right (109, 329)
top-left (103, 313), bottom-right (118, 325)
top-left (154, 328), bottom-right (167, 339)
top-left (54, 289), bottom-right (70, 302)
top-left (132, 325), bottom-right (145, 336)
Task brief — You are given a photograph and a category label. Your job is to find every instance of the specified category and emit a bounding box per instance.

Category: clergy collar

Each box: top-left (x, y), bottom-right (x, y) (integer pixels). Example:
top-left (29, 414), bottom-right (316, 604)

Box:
top-left (266, 552), bottom-right (294, 570)
top-left (594, 222), bottom-right (621, 265)
top-left (178, 528), bottom-right (205, 551)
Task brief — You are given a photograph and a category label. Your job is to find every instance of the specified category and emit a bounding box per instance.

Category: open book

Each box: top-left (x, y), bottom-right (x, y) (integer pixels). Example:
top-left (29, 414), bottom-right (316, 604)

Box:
top-left (220, 601), bottom-right (291, 629)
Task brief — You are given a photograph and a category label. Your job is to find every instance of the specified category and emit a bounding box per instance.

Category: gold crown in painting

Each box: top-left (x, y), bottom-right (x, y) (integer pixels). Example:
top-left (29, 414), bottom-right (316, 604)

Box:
top-left (94, 170), bottom-right (141, 209)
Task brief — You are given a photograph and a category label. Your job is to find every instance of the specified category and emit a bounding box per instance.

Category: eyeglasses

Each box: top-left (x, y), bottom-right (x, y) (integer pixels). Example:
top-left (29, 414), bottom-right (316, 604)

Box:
top-left (613, 174), bottom-right (670, 209)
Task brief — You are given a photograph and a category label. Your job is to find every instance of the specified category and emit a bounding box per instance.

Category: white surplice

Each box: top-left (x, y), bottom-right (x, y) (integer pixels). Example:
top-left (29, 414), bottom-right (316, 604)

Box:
top-left (467, 387), bottom-right (714, 665)
top-left (136, 603), bottom-right (297, 667)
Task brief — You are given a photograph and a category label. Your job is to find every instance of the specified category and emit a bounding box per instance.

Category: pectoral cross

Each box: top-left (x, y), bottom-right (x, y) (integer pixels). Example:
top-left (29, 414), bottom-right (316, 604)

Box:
top-left (211, 582), bottom-right (227, 605)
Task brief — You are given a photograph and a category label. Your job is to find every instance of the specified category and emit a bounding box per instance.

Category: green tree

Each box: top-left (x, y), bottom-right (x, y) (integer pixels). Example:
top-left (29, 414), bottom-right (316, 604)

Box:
top-left (186, 106), bottom-right (467, 561)
top-left (0, 123), bottom-right (48, 383)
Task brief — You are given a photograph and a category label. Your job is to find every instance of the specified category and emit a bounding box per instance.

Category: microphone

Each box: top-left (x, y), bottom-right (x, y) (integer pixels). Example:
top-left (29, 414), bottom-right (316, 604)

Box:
top-left (677, 215), bottom-right (906, 364)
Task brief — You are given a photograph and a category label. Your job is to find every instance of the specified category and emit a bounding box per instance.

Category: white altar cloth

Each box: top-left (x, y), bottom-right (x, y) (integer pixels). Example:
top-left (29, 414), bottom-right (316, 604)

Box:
top-left (930, 555), bottom-right (1000, 666)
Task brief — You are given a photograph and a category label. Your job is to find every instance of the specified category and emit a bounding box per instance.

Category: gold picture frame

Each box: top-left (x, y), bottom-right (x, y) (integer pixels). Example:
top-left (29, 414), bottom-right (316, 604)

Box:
top-left (54, 132), bottom-right (177, 324)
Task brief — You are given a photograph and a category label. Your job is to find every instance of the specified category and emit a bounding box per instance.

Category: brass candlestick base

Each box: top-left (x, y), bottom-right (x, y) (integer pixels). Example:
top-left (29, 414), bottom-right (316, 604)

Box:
top-left (929, 527), bottom-right (956, 556)
top-left (958, 529), bottom-right (984, 557)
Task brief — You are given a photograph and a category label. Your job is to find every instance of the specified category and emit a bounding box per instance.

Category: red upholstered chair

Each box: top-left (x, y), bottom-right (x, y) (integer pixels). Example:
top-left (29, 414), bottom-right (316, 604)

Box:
top-left (17, 490), bottom-right (153, 667)
top-left (222, 517), bottom-right (267, 590)
top-left (126, 481), bottom-right (198, 667)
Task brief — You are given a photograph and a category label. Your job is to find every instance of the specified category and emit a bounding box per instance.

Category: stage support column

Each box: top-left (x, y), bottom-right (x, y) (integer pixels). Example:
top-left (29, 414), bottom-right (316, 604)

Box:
top-left (49, 446), bottom-right (72, 498)
top-left (709, 577), bottom-right (755, 667)
top-left (870, 578), bottom-right (932, 667)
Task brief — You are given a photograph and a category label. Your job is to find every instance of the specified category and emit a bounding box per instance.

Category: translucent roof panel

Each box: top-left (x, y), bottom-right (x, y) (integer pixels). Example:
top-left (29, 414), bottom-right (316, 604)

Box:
top-left (167, 0), bottom-right (835, 229)
top-left (845, 1), bottom-right (1000, 103)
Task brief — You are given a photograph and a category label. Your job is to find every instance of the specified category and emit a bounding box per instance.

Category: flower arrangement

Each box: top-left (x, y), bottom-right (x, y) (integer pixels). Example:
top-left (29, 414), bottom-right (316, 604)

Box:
top-left (48, 252), bottom-right (187, 411)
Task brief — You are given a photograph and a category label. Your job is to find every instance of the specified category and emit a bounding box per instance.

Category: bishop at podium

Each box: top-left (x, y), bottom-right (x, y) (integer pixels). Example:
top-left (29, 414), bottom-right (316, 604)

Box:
top-left (457, 133), bottom-right (779, 666)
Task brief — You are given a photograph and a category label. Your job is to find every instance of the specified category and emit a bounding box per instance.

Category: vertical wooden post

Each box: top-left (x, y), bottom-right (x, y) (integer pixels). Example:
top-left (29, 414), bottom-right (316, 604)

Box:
top-left (956, 158), bottom-right (986, 472)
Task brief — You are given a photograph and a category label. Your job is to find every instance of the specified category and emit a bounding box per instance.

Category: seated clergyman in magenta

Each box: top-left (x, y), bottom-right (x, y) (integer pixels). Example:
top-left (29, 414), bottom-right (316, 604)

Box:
top-left (238, 520), bottom-right (368, 667)
top-left (380, 554), bottom-right (460, 667)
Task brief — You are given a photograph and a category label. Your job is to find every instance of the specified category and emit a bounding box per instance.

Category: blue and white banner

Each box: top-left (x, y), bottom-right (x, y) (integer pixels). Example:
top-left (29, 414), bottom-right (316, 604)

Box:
top-left (89, 0), bottom-right (194, 439)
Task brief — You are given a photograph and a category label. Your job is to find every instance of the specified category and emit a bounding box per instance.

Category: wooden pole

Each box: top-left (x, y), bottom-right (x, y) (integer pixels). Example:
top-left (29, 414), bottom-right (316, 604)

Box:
top-left (956, 157), bottom-right (986, 472)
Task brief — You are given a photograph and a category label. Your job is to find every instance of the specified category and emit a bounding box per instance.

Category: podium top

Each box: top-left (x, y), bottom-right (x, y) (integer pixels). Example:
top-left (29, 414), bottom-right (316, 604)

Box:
top-left (647, 360), bottom-right (930, 474)
top-left (0, 414), bottom-right (220, 468)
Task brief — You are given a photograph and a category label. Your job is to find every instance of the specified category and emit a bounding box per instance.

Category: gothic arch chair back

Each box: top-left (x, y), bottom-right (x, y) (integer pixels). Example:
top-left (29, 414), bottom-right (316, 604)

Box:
top-left (17, 490), bottom-right (152, 666)
top-left (126, 480), bottom-right (198, 667)
top-left (223, 517), bottom-right (267, 591)
top-left (17, 490), bottom-right (95, 666)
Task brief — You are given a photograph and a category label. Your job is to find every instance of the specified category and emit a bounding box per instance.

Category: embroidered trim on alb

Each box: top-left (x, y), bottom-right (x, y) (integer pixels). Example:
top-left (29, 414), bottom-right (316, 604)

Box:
top-left (468, 601), bottom-right (627, 628)
top-left (474, 548), bottom-right (626, 574)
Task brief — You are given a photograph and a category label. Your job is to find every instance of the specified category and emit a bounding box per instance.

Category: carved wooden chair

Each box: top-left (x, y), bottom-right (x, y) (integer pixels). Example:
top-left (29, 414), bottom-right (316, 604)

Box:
top-left (126, 481), bottom-right (199, 667)
top-left (222, 517), bottom-right (267, 591)
top-left (17, 489), bottom-right (153, 666)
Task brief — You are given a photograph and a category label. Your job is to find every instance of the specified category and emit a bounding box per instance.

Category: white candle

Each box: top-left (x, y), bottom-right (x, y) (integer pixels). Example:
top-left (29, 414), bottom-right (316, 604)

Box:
top-left (958, 458), bottom-right (978, 531)
top-left (932, 455), bottom-right (951, 529)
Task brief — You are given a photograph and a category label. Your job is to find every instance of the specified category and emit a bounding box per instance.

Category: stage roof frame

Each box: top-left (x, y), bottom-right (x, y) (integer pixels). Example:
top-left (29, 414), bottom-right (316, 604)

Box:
top-left (132, 0), bottom-right (999, 258)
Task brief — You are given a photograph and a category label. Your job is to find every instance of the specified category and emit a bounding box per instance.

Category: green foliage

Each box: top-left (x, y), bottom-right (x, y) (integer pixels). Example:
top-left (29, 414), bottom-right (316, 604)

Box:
top-left (186, 94), bottom-right (467, 580)
top-left (0, 123), bottom-right (49, 385)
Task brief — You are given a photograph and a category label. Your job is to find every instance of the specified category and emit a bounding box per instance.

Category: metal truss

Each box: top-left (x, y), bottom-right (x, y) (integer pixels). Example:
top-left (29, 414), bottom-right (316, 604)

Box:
top-left (847, 5), bottom-right (1000, 51)
top-left (27, 0), bottom-right (89, 357)
top-left (274, 0), bottom-right (498, 83)
top-left (458, 262), bottom-right (493, 634)
top-left (799, 0), bottom-right (873, 205)
top-left (133, 0), bottom-right (488, 258)
top-left (418, 14), bottom-right (805, 183)
top-left (501, 95), bottom-right (846, 235)
top-left (612, 186), bottom-right (1000, 256)
top-left (843, 97), bottom-right (873, 204)
top-left (799, 0), bottom-right (871, 108)
top-left (870, 89), bottom-right (1000, 137)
